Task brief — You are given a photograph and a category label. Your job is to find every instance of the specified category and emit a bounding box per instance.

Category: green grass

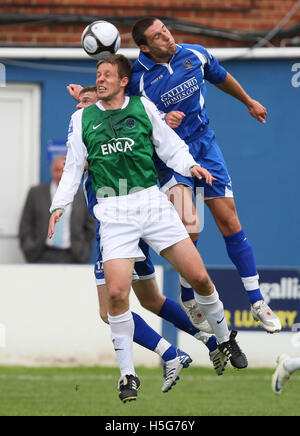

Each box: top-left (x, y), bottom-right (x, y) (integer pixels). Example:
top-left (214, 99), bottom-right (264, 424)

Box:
top-left (0, 365), bottom-right (299, 416)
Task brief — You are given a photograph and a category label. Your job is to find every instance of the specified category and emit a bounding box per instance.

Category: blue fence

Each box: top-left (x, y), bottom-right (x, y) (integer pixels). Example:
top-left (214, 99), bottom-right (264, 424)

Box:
top-left (3, 55), bottom-right (300, 347)
top-left (3, 56), bottom-right (299, 267)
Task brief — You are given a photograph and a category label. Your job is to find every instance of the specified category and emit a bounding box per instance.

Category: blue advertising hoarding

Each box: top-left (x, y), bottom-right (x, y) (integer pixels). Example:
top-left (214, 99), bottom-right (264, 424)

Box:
top-left (208, 268), bottom-right (300, 332)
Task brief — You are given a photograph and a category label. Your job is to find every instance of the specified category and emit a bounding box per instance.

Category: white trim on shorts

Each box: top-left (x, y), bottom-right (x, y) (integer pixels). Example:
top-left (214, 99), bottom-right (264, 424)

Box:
top-left (95, 277), bottom-right (106, 286)
top-left (160, 175), bottom-right (192, 194)
top-left (95, 271), bottom-right (155, 286)
top-left (205, 186), bottom-right (234, 200)
top-left (137, 272), bottom-right (156, 281)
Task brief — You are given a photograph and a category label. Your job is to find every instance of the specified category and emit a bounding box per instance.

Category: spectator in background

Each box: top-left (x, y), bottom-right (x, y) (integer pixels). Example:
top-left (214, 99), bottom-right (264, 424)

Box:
top-left (19, 154), bottom-right (96, 263)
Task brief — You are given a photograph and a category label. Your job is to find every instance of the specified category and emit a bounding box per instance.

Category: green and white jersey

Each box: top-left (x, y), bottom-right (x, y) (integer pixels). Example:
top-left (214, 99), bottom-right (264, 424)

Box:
top-left (82, 95), bottom-right (158, 196)
top-left (50, 96), bottom-right (198, 211)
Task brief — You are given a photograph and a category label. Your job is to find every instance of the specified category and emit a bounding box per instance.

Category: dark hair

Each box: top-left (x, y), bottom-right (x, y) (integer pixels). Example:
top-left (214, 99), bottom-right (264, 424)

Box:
top-left (97, 54), bottom-right (132, 82)
top-left (132, 16), bottom-right (158, 46)
top-left (79, 85), bottom-right (97, 96)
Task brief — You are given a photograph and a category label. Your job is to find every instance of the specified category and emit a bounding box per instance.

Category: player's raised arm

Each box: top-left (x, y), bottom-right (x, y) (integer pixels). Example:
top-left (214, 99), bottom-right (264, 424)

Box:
top-left (215, 72), bottom-right (267, 124)
top-left (67, 84), bottom-right (84, 102)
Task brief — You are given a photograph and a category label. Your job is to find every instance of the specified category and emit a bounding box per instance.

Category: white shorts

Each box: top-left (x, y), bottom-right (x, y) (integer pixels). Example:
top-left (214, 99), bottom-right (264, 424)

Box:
top-left (93, 185), bottom-right (189, 263)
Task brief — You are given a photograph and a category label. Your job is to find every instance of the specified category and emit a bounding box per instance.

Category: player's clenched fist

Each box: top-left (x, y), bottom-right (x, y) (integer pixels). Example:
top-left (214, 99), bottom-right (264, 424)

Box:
top-left (67, 84), bottom-right (83, 102)
top-left (165, 111), bottom-right (186, 128)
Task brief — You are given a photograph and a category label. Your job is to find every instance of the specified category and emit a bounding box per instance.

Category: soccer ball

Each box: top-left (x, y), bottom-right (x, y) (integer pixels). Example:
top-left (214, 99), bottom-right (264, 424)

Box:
top-left (81, 20), bottom-right (121, 60)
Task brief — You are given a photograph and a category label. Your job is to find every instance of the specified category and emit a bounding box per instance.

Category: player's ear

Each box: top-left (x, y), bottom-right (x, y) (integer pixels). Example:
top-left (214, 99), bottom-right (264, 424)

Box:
top-left (140, 44), bottom-right (150, 54)
top-left (121, 76), bottom-right (129, 88)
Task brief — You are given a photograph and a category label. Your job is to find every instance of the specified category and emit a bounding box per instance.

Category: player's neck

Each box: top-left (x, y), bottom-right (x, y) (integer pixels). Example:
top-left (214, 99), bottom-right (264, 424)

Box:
top-left (148, 53), bottom-right (172, 64)
top-left (100, 94), bottom-right (126, 111)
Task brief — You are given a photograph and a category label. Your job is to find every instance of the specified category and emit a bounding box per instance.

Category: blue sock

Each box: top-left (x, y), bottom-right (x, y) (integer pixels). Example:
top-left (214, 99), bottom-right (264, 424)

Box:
top-left (159, 297), bottom-right (199, 336)
top-left (206, 335), bottom-right (218, 352)
top-left (159, 299), bottom-right (218, 352)
top-left (247, 289), bottom-right (264, 305)
top-left (162, 347), bottom-right (177, 361)
top-left (181, 285), bottom-right (194, 302)
top-left (132, 312), bottom-right (177, 361)
top-left (132, 312), bottom-right (161, 351)
top-left (224, 229), bottom-right (264, 304)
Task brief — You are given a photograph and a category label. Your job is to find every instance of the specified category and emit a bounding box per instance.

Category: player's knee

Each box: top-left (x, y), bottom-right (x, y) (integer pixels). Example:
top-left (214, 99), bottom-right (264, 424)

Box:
top-left (218, 212), bottom-right (241, 235)
top-left (100, 310), bottom-right (109, 325)
top-left (108, 286), bottom-right (129, 305)
top-left (191, 272), bottom-right (212, 295)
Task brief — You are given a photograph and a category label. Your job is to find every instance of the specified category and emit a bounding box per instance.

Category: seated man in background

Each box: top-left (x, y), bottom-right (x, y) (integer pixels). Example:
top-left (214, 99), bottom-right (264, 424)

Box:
top-left (19, 154), bottom-right (96, 263)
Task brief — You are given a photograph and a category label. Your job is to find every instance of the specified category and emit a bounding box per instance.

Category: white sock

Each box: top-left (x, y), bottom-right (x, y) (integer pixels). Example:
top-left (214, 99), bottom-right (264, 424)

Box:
top-left (108, 310), bottom-right (135, 377)
top-left (241, 274), bottom-right (260, 291)
top-left (194, 331), bottom-right (212, 345)
top-left (284, 357), bottom-right (300, 374)
top-left (194, 288), bottom-right (230, 344)
top-left (154, 338), bottom-right (172, 358)
top-left (180, 275), bottom-right (192, 289)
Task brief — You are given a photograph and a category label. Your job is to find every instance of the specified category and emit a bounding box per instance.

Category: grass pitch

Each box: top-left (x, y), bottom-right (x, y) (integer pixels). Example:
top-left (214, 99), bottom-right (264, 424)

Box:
top-left (0, 365), bottom-right (299, 416)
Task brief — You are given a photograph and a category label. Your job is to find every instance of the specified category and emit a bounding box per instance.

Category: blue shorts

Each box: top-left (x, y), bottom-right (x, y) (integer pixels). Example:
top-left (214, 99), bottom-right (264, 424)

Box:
top-left (94, 224), bottom-right (156, 286)
top-left (155, 127), bottom-right (233, 199)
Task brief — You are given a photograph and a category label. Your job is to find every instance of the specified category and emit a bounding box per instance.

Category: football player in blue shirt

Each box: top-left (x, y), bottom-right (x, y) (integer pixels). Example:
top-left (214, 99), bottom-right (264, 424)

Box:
top-left (128, 17), bottom-right (281, 334)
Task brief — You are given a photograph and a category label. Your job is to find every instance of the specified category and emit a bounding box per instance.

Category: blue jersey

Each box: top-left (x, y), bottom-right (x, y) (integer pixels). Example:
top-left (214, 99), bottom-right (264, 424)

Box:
top-left (128, 43), bottom-right (227, 143)
top-left (128, 44), bottom-right (231, 193)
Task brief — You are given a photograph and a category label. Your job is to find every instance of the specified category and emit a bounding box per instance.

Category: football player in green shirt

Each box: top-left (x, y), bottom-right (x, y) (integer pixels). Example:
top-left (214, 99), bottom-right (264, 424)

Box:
top-left (49, 54), bottom-right (248, 402)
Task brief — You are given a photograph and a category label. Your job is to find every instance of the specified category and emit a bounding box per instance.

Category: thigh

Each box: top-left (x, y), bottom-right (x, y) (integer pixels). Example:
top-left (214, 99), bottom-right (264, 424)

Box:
top-left (161, 238), bottom-right (211, 293)
top-left (205, 197), bottom-right (242, 236)
top-left (166, 184), bottom-right (200, 239)
top-left (104, 258), bottom-right (135, 290)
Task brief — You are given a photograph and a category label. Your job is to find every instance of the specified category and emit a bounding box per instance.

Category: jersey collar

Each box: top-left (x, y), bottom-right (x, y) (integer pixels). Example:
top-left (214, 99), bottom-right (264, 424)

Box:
top-left (137, 44), bottom-right (182, 71)
top-left (96, 96), bottom-right (130, 111)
